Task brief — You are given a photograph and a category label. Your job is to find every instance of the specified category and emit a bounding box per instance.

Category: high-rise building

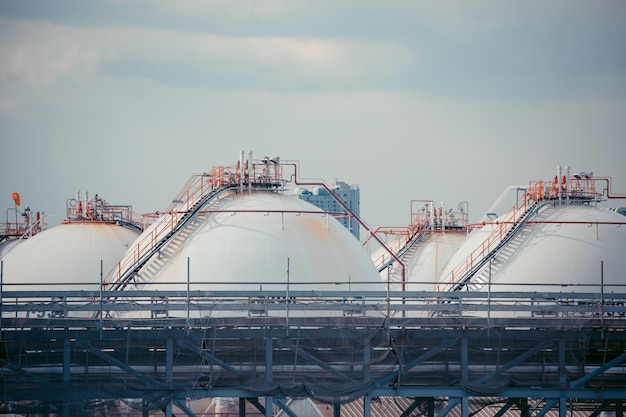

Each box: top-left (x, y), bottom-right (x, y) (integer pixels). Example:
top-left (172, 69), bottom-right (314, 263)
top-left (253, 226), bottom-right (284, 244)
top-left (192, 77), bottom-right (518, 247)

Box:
top-left (294, 180), bottom-right (360, 239)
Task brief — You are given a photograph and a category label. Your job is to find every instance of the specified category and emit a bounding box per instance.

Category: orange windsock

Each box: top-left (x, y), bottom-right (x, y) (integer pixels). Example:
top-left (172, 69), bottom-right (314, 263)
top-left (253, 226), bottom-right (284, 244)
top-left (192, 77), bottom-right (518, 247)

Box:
top-left (12, 192), bottom-right (20, 207)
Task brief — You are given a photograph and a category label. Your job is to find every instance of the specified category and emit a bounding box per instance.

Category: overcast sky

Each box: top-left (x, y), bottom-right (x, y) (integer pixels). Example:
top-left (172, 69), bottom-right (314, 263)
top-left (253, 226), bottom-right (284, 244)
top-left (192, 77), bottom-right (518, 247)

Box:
top-left (1, 0), bottom-right (625, 231)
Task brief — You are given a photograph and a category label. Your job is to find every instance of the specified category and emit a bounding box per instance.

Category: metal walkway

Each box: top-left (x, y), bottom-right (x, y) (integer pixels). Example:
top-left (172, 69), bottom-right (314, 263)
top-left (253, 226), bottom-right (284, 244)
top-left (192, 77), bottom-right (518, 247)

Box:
top-left (1, 290), bottom-right (625, 417)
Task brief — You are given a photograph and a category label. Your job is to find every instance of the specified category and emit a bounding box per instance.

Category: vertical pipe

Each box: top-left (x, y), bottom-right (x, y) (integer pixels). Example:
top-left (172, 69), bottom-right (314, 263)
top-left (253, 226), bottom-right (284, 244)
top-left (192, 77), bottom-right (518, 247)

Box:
top-left (240, 150), bottom-right (245, 192)
top-left (430, 202), bottom-right (435, 228)
top-left (187, 257), bottom-right (191, 324)
top-left (557, 166), bottom-right (562, 204)
top-left (247, 150), bottom-right (253, 193)
top-left (441, 202), bottom-right (445, 230)
top-left (564, 166), bottom-right (570, 204)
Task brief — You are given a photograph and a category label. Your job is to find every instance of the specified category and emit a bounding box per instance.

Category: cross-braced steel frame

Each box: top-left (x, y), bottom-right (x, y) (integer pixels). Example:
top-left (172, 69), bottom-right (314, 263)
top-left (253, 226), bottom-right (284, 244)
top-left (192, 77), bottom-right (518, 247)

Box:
top-left (1, 290), bottom-right (625, 417)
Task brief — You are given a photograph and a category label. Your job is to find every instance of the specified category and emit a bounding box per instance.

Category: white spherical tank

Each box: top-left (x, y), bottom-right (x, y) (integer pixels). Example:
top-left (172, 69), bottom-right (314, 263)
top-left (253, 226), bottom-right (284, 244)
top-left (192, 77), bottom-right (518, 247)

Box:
top-left (373, 231), bottom-right (466, 292)
top-left (439, 204), bottom-right (626, 293)
top-left (0, 238), bottom-right (24, 260)
top-left (140, 191), bottom-right (384, 293)
top-left (1, 222), bottom-right (139, 291)
top-left (404, 231), bottom-right (467, 291)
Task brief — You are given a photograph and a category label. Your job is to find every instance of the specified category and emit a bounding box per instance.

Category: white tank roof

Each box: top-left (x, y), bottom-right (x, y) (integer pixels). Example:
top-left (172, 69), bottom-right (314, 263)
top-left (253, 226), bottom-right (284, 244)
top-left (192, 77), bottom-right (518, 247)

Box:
top-left (404, 232), bottom-right (466, 291)
top-left (374, 232), bottom-right (466, 292)
top-left (439, 204), bottom-right (626, 293)
top-left (1, 222), bottom-right (139, 290)
top-left (0, 238), bottom-right (24, 260)
top-left (140, 191), bottom-right (384, 292)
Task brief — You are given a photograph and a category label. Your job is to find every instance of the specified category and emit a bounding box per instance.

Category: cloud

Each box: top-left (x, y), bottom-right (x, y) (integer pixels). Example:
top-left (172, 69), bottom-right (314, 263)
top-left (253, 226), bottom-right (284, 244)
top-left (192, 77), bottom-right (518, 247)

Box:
top-left (0, 19), bottom-right (108, 86)
top-left (3, 1), bottom-right (625, 100)
top-left (0, 16), bottom-right (418, 91)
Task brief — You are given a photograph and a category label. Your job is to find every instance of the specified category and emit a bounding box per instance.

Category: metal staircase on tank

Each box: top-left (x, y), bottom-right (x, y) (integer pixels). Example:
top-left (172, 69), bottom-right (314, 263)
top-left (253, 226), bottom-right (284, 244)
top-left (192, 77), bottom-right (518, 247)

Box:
top-left (437, 192), bottom-right (548, 293)
top-left (121, 188), bottom-right (235, 289)
top-left (105, 170), bottom-right (241, 291)
top-left (379, 223), bottom-right (429, 289)
top-left (463, 201), bottom-right (557, 291)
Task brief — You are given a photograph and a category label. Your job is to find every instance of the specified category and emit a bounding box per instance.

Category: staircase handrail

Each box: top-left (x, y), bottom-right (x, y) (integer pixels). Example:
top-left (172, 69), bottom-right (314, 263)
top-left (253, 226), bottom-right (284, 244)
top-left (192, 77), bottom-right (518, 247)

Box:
top-left (437, 191), bottom-right (535, 292)
top-left (372, 219), bottom-right (430, 272)
top-left (104, 171), bottom-right (228, 287)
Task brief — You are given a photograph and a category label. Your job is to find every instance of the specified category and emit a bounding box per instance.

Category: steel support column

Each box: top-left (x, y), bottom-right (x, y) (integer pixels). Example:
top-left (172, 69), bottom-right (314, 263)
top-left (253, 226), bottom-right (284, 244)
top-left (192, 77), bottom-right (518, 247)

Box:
top-left (62, 338), bottom-right (70, 417)
top-left (265, 397), bottom-right (273, 417)
top-left (275, 399), bottom-right (298, 417)
top-left (461, 396), bottom-right (469, 417)
top-left (266, 338), bottom-right (273, 417)
top-left (363, 337), bottom-right (371, 381)
top-left (535, 399), bottom-right (558, 417)
top-left (166, 338), bottom-right (174, 417)
top-left (427, 398), bottom-right (434, 417)
top-left (240, 398), bottom-right (246, 417)
top-left (399, 398), bottom-right (423, 417)
top-left (492, 400), bottom-right (513, 417)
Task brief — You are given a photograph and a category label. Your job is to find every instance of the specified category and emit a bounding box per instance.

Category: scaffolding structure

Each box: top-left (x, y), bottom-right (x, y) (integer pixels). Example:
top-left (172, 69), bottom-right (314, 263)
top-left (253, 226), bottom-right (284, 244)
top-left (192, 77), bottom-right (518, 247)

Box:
top-left (1, 289), bottom-right (625, 417)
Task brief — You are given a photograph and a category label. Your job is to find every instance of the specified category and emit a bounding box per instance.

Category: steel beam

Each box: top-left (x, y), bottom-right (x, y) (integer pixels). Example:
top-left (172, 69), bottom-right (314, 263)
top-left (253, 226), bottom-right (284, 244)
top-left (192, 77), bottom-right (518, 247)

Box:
top-left (570, 351), bottom-right (626, 388)
top-left (277, 337), bottom-right (357, 384)
top-left (275, 398), bottom-right (298, 417)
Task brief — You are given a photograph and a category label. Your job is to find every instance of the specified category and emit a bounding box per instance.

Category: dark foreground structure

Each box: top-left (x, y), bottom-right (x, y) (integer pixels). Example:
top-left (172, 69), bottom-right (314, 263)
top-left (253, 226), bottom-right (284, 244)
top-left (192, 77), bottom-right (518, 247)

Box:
top-left (1, 290), bottom-right (625, 417)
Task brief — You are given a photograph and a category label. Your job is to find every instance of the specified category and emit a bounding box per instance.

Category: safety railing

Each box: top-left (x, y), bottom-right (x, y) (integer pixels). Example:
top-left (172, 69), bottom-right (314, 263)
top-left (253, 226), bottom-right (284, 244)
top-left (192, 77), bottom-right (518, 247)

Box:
top-left (436, 191), bottom-right (534, 292)
top-left (104, 160), bottom-right (289, 287)
top-left (1, 210), bottom-right (46, 239)
top-left (1, 287), bottom-right (625, 324)
top-left (104, 172), bottom-right (215, 286)
top-left (528, 175), bottom-right (603, 202)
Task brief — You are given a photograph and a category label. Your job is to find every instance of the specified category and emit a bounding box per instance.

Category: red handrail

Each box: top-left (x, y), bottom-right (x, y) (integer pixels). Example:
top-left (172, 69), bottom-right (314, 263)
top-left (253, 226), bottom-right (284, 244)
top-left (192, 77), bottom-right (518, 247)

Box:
top-left (436, 191), bottom-right (531, 292)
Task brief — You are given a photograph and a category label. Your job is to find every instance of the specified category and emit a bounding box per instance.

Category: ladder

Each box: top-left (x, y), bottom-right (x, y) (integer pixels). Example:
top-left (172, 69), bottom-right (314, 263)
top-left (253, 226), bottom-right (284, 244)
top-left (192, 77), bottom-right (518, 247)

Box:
top-left (437, 193), bottom-right (545, 292)
top-left (105, 173), bottom-right (237, 291)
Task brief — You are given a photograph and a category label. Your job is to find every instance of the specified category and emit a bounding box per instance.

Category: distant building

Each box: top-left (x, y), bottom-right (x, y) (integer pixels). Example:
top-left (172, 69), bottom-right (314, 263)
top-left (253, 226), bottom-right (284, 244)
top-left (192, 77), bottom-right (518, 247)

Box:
top-left (294, 180), bottom-right (360, 239)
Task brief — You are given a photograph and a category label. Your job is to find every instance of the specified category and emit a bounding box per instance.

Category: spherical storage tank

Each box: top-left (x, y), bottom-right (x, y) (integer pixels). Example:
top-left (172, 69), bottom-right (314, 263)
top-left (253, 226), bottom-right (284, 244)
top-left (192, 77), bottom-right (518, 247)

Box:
top-left (370, 201), bottom-right (468, 292)
top-left (1, 193), bottom-right (141, 291)
top-left (438, 175), bottom-right (626, 295)
top-left (372, 231), bottom-right (466, 292)
top-left (138, 190), bottom-right (384, 294)
top-left (403, 231), bottom-right (466, 291)
top-left (0, 238), bottom-right (24, 259)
